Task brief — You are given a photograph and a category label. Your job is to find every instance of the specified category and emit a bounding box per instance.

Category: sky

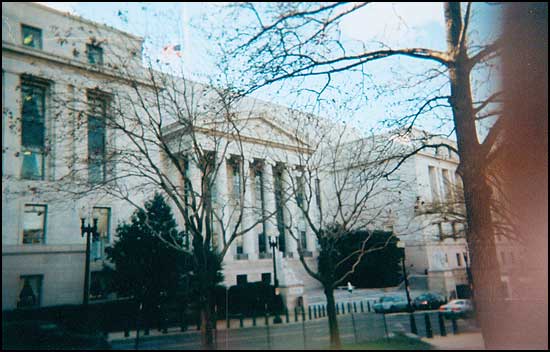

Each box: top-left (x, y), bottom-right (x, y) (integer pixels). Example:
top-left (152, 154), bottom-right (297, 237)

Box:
top-left (37, 2), bottom-right (503, 138)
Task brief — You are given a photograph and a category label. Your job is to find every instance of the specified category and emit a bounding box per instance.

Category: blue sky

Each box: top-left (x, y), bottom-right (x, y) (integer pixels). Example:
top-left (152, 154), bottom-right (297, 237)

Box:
top-left (37, 2), bottom-right (503, 138)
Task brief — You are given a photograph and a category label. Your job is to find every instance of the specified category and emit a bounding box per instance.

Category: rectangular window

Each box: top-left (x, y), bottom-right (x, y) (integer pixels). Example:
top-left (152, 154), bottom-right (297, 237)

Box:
top-left (87, 92), bottom-right (107, 183)
top-left (232, 161), bottom-right (241, 203)
top-left (456, 253), bottom-right (462, 267)
top-left (91, 207), bottom-right (110, 260)
top-left (21, 82), bottom-right (46, 180)
top-left (441, 169), bottom-right (453, 202)
top-left (261, 273), bottom-right (271, 285)
top-left (300, 230), bottom-right (307, 250)
top-left (315, 178), bottom-right (322, 211)
top-left (236, 235), bottom-right (244, 255)
top-left (274, 165), bottom-right (286, 254)
top-left (254, 163), bottom-right (267, 253)
top-left (87, 44), bottom-right (103, 65)
top-left (21, 25), bottom-right (42, 49)
top-left (258, 232), bottom-right (267, 254)
top-left (22, 204), bottom-right (46, 244)
top-left (236, 274), bottom-right (247, 286)
top-left (17, 275), bottom-right (43, 308)
top-left (180, 155), bottom-right (191, 205)
top-left (428, 166), bottom-right (440, 203)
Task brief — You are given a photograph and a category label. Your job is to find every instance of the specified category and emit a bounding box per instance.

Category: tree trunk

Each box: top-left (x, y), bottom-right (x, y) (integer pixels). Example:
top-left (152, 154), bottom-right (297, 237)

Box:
top-left (324, 285), bottom-right (341, 349)
top-left (448, 46), bottom-right (503, 352)
top-left (200, 299), bottom-right (215, 350)
top-left (444, 3), bottom-right (504, 348)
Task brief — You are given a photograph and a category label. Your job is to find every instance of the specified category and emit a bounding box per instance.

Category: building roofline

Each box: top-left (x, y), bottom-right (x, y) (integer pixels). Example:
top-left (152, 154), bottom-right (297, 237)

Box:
top-left (27, 2), bottom-right (144, 42)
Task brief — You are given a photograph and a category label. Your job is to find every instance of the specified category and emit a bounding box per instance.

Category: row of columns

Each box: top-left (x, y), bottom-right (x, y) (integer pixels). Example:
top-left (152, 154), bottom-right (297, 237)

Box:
top-left (186, 154), bottom-right (316, 261)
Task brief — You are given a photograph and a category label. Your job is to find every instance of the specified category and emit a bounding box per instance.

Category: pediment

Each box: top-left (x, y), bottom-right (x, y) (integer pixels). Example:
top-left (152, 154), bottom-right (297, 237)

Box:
top-left (201, 116), bottom-right (311, 150)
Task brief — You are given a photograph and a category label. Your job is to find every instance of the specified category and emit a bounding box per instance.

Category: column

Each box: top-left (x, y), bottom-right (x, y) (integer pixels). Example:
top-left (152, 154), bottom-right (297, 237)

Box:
top-left (243, 160), bottom-right (256, 259)
top-left (285, 167), bottom-right (298, 257)
top-left (263, 160), bottom-right (278, 242)
top-left (216, 155), bottom-right (232, 262)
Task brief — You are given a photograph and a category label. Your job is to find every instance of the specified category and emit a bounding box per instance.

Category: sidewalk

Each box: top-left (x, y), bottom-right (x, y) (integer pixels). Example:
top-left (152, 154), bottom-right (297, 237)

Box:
top-left (422, 332), bottom-right (485, 350)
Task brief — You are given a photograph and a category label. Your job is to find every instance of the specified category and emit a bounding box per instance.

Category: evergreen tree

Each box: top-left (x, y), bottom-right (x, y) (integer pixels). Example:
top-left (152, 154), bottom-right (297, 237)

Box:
top-left (106, 192), bottom-right (191, 312)
top-left (333, 230), bottom-right (402, 288)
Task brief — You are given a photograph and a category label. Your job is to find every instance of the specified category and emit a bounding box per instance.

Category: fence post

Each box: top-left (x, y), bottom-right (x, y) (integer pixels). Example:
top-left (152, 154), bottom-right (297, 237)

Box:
top-left (424, 313), bottom-right (433, 338)
top-left (294, 307), bottom-right (298, 322)
top-left (227, 316), bottom-right (231, 329)
top-left (438, 312), bottom-right (447, 336)
top-left (360, 301), bottom-right (364, 313)
top-left (336, 303), bottom-right (339, 315)
top-left (302, 306), bottom-right (306, 321)
top-left (353, 302), bottom-right (357, 313)
top-left (409, 312), bottom-right (418, 335)
top-left (341, 303), bottom-right (345, 314)
top-left (314, 306), bottom-right (318, 319)
top-left (265, 311), bottom-right (269, 326)
top-left (308, 306), bottom-right (312, 320)
top-left (239, 315), bottom-right (244, 328)
top-left (322, 305), bottom-right (326, 317)
top-left (253, 311), bottom-right (257, 327)
top-left (367, 301), bottom-right (371, 312)
top-left (451, 316), bottom-right (458, 334)
top-left (347, 302), bottom-right (352, 314)
top-left (285, 308), bottom-right (289, 323)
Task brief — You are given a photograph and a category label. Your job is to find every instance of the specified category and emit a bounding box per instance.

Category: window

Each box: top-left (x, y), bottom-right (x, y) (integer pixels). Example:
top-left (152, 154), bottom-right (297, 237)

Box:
top-left (274, 165), bottom-right (286, 254)
top-left (261, 273), bottom-right (271, 285)
top-left (21, 82), bottom-right (46, 180)
top-left (87, 92), bottom-right (107, 183)
top-left (300, 230), bottom-right (307, 250)
top-left (236, 274), bottom-right (247, 286)
top-left (258, 232), bottom-right (267, 254)
top-left (180, 155), bottom-right (191, 205)
top-left (456, 253), bottom-right (462, 267)
top-left (235, 235), bottom-right (244, 255)
top-left (91, 207), bottom-right (110, 260)
top-left (22, 204), bottom-right (46, 244)
top-left (315, 178), bottom-right (322, 211)
top-left (17, 275), bottom-right (43, 308)
top-left (441, 169), bottom-right (453, 203)
top-left (227, 157), bottom-right (241, 204)
top-left (87, 44), bottom-right (103, 65)
top-left (21, 25), bottom-right (42, 49)
top-left (428, 166), bottom-right (440, 203)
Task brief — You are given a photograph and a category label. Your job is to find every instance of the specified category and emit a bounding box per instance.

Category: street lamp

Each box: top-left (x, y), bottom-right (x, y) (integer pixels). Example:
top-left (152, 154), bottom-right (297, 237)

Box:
top-left (396, 240), bottom-right (417, 334)
top-left (79, 207), bottom-right (99, 306)
top-left (268, 236), bottom-right (282, 324)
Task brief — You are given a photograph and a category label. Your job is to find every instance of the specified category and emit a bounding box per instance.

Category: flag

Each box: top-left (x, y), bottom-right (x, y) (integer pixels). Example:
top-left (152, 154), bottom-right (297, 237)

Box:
top-left (162, 44), bottom-right (183, 58)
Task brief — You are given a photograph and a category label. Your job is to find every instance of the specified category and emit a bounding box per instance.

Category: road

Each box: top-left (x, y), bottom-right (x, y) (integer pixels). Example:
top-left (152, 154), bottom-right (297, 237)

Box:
top-left (110, 311), bottom-right (478, 350)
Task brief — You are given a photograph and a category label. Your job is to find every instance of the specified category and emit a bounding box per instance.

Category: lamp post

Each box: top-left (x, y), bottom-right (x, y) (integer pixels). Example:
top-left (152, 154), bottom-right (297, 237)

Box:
top-left (397, 240), bottom-right (417, 334)
top-left (80, 208), bottom-right (99, 306)
top-left (269, 236), bottom-right (282, 324)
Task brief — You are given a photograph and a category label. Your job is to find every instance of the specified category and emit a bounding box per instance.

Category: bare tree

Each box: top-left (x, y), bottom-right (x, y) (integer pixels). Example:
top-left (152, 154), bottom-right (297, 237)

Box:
top-left (215, 2), bottom-right (510, 346)
top-left (269, 116), bottom-right (408, 348)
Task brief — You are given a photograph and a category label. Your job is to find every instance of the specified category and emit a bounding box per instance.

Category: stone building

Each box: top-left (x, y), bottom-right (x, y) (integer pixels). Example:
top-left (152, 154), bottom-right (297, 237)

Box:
top-left (2, 3), bottom-right (473, 312)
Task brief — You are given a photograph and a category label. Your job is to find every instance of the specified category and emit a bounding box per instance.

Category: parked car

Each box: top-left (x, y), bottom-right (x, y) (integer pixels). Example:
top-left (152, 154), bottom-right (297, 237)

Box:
top-left (439, 299), bottom-right (474, 319)
top-left (373, 296), bottom-right (410, 313)
top-left (2, 320), bottom-right (111, 350)
top-left (413, 292), bottom-right (446, 310)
